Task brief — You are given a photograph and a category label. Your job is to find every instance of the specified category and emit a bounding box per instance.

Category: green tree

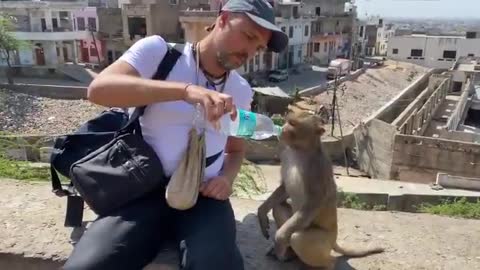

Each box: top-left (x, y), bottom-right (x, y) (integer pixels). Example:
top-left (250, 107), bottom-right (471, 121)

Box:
top-left (0, 15), bottom-right (25, 84)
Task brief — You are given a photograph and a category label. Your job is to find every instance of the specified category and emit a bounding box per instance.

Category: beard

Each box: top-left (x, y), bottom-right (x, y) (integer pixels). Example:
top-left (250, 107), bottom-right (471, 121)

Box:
top-left (216, 51), bottom-right (247, 71)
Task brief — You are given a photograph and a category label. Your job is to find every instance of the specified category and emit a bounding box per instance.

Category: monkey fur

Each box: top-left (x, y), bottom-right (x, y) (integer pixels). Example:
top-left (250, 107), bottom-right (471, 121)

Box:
top-left (257, 111), bottom-right (384, 269)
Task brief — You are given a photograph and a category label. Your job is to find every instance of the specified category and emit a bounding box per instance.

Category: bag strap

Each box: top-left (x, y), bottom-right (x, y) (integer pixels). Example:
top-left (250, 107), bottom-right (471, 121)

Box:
top-left (120, 42), bottom-right (183, 135)
top-left (52, 40), bottom-right (183, 197)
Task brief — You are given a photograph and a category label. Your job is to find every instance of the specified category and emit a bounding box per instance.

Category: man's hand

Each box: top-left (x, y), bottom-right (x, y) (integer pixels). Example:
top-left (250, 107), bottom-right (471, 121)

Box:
top-left (183, 84), bottom-right (237, 123)
top-left (200, 175), bottom-right (233, 201)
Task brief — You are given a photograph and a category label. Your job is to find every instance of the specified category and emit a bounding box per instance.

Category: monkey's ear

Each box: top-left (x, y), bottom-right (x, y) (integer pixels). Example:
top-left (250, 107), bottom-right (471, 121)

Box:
top-left (316, 125), bottom-right (325, 136)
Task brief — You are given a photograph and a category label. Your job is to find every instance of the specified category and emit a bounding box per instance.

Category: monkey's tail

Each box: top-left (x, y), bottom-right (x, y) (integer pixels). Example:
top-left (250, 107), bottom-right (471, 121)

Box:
top-left (333, 243), bottom-right (384, 258)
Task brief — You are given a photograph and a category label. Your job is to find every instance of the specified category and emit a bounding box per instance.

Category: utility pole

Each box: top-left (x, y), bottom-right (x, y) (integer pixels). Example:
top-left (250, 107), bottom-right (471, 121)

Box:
top-left (329, 69), bottom-right (350, 175)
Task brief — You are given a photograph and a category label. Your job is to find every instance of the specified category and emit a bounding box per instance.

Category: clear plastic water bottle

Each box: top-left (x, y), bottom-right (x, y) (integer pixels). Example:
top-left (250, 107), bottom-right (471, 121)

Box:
top-left (195, 105), bottom-right (282, 140)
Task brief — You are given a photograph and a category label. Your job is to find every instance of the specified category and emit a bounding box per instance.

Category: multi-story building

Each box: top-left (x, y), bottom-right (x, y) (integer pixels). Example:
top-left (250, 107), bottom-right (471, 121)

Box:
top-left (0, 0), bottom-right (89, 67)
top-left (72, 7), bottom-right (103, 64)
top-left (376, 22), bottom-right (395, 56)
top-left (387, 31), bottom-right (480, 69)
top-left (118, 0), bottom-right (210, 47)
top-left (302, 0), bottom-right (356, 66)
top-left (274, 0), bottom-right (315, 69)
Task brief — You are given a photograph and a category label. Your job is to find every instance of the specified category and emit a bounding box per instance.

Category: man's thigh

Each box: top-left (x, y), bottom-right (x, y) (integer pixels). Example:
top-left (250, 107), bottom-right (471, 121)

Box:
top-left (174, 196), bottom-right (244, 270)
top-left (63, 190), bottom-right (173, 270)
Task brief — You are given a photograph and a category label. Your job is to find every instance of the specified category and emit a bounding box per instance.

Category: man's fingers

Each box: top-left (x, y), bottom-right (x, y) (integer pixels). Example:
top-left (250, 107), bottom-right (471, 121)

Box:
top-left (202, 180), bottom-right (218, 196)
top-left (221, 94), bottom-right (234, 114)
top-left (230, 104), bottom-right (238, 121)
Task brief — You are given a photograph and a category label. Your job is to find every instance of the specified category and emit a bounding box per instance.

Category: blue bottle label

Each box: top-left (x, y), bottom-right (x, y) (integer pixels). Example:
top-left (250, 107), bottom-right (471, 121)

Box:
top-left (237, 110), bottom-right (257, 138)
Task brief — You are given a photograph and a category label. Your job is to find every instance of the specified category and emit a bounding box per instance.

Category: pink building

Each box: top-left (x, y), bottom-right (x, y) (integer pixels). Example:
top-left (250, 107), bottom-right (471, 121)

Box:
top-left (73, 7), bottom-right (104, 65)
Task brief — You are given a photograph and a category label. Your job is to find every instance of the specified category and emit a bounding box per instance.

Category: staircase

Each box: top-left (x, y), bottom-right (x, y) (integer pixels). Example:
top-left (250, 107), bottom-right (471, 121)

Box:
top-left (57, 64), bottom-right (97, 84)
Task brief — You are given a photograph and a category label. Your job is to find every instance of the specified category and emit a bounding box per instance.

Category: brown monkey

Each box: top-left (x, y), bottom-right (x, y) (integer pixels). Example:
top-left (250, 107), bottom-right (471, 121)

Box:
top-left (257, 111), bottom-right (383, 269)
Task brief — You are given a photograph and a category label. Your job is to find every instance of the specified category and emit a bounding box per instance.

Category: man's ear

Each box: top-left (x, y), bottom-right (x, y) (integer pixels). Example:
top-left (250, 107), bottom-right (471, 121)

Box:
top-left (217, 12), bottom-right (229, 28)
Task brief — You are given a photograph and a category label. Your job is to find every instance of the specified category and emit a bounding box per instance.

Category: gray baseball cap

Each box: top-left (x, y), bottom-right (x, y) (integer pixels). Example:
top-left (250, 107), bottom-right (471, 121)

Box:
top-left (221, 0), bottom-right (288, 53)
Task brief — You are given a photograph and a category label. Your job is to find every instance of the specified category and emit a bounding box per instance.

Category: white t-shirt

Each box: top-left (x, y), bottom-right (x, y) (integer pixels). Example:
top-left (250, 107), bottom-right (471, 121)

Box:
top-left (118, 35), bottom-right (253, 181)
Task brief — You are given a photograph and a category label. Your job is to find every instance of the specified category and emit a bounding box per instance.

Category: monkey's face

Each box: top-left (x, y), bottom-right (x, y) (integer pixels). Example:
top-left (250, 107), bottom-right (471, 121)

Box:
top-left (280, 112), bottom-right (325, 150)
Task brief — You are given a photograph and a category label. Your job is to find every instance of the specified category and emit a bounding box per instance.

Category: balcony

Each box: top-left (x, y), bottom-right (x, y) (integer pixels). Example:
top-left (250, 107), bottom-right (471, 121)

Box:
top-left (12, 31), bottom-right (89, 41)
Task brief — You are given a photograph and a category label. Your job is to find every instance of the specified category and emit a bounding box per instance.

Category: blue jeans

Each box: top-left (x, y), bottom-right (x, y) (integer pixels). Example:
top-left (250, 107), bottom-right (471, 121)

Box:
top-left (63, 188), bottom-right (244, 270)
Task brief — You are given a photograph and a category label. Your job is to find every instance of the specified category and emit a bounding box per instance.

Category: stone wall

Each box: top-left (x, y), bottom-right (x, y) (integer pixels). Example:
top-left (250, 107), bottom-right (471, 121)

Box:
top-left (391, 134), bottom-right (480, 183)
top-left (0, 83), bottom-right (87, 100)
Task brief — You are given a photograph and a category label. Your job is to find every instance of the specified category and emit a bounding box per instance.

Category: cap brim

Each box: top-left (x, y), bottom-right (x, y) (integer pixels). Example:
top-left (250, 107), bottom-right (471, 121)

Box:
top-left (245, 13), bottom-right (288, 53)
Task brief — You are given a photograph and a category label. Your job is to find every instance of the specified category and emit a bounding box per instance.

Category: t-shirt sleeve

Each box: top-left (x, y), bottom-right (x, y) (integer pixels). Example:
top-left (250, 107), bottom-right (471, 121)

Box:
top-left (234, 75), bottom-right (254, 111)
top-left (118, 35), bottom-right (168, 79)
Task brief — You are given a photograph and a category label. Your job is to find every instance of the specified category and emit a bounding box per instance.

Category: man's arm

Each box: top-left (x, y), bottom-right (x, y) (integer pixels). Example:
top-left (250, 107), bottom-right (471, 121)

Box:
top-left (87, 61), bottom-right (188, 107)
top-left (221, 136), bottom-right (246, 185)
top-left (87, 60), bottom-right (235, 123)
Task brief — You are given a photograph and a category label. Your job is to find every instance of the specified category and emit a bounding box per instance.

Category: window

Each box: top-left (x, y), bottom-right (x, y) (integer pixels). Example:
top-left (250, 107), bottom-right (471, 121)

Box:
top-left (255, 54), bottom-right (260, 66)
top-left (88, 17), bottom-right (96, 31)
top-left (52, 18), bottom-right (58, 29)
top-left (128, 17), bottom-right (147, 40)
top-left (466, 32), bottom-right (477, 39)
top-left (314, 43), bottom-right (320, 52)
top-left (359, 26), bottom-right (364, 37)
top-left (304, 25), bottom-right (309, 36)
top-left (289, 26), bottom-right (293, 38)
top-left (169, 0), bottom-right (178, 4)
top-left (293, 6), bottom-right (299, 18)
top-left (324, 42), bottom-right (327, 52)
top-left (315, 7), bottom-right (321, 16)
top-left (443, 50), bottom-right (457, 59)
top-left (90, 47), bottom-right (98, 57)
top-left (468, 53), bottom-right (475, 57)
top-left (392, 48), bottom-right (398, 55)
top-left (298, 50), bottom-right (302, 58)
top-left (77, 17), bottom-right (85, 31)
top-left (410, 49), bottom-right (423, 57)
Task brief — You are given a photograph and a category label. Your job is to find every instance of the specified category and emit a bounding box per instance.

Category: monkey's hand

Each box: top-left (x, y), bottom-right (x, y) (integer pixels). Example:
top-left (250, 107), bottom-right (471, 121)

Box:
top-left (257, 206), bottom-right (270, 239)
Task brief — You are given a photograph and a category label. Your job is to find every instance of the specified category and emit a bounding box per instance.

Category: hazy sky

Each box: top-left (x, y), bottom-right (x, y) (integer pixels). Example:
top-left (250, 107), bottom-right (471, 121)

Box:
top-left (356, 0), bottom-right (480, 19)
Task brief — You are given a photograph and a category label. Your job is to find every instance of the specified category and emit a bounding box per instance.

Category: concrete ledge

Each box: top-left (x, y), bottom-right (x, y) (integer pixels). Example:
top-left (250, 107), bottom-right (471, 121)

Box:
top-left (0, 83), bottom-right (87, 100)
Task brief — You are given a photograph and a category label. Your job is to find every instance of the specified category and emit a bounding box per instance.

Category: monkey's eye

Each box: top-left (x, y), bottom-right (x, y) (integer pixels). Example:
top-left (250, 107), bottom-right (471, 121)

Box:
top-left (288, 120), bottom-right (298, 127)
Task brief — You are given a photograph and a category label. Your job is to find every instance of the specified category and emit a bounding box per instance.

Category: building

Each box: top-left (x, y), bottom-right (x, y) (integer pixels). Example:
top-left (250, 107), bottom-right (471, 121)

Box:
top-left (96, 7), bottom-right (126, 66)
top-left (274, 0), bottom-right (315, 69)
top-left (364, 19), bottom-right (381, 56)
top-left (387, 32), bottom-right (480, 69)
top-left (118, 0), bottom-right (210, 47)
top-left (375, 23), bottom-right (395, 56)
top-left (303, 0), bottom-right (356, 65)
top-left (179, 0), bottom-right (315, 76)
top-left (72, 7), bottom-right (103, 64)
top-left (0, 0), bottom-right (89, 67)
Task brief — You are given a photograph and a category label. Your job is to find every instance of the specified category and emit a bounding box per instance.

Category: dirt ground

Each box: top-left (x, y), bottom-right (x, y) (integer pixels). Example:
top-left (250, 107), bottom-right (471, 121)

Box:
top-left (294, 61), bottom-right (429, 137)
top-left (1, 179), bottom-right (479, 270)
top-left (0, 88), bottom-right (105, 135)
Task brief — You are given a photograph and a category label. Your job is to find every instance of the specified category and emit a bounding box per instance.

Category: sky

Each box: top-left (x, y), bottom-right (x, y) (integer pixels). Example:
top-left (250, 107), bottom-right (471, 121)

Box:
top-left (355, 0), bottom-right (480, 19)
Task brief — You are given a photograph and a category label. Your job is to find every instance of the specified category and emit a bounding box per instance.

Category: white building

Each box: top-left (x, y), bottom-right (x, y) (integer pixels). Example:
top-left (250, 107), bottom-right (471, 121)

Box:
top-left (0, 0), bottom-right (90, 67)
top-left (388, 32), bottom-right (480, 69)
top-left (376, 23), bottom-right (395, 56)
top-left (274, 0), bottom-right (315, 69)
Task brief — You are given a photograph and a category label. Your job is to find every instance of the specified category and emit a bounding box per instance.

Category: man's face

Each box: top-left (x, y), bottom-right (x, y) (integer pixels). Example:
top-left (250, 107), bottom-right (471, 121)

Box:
top-left (214, 12), bottom-right (272, 71)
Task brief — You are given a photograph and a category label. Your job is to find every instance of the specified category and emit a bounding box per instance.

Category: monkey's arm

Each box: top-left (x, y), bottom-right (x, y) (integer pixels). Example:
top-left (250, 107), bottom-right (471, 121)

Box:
top-left (257, 185), bottom-right (288, 239)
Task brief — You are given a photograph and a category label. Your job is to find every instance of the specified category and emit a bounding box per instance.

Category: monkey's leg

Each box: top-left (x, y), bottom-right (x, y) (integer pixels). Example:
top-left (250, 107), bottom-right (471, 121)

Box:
top-left (268, 201), bottom-right (297, 261)
top-left (290, 228), bottom-right (335, 270)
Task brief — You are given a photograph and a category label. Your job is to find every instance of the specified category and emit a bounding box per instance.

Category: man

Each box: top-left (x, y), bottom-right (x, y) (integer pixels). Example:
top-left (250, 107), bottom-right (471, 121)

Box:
top-left (63, 0), bottom-right (287, 269)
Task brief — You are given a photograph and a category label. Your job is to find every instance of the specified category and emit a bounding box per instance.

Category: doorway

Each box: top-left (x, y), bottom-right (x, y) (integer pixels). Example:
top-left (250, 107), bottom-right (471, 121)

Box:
top-left (81, 47), bottom-right (89, 63)
top-left (35, 47), bottom-right (45, 65)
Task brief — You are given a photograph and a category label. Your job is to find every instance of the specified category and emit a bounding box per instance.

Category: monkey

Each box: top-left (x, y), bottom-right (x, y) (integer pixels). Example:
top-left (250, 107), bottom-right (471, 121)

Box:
top-left (257, 110), bottom-right (384, 269)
